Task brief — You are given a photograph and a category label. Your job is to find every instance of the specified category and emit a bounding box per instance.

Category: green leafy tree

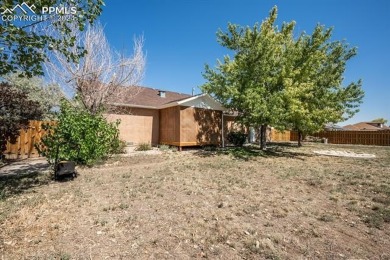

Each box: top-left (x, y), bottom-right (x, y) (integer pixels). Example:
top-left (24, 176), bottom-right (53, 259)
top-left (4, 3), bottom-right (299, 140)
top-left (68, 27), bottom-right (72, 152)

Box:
top-left (202, 6), bottom-right (364, 148)
top-left (371, 118), bottom-right (388, 125)
top-left (0, 82), bottom-right (43, 158)
top-left (37, 101), bottom-right (122, 166)
top-left (282, 25), bottom-right (364, 146)
top-left (0, 0), bottom-right (104, 77)
top-left (4, 72), bottom-right (64, 119)
top-left (202, 7), bottom-right (294, 149)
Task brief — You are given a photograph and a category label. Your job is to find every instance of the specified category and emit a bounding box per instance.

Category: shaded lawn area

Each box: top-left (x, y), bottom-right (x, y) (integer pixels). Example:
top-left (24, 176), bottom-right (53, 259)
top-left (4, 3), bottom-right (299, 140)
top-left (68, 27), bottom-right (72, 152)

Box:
top-left (0, 143), bottom-right (389, 259)
top-left (215, 142), bottom-right (312, 160)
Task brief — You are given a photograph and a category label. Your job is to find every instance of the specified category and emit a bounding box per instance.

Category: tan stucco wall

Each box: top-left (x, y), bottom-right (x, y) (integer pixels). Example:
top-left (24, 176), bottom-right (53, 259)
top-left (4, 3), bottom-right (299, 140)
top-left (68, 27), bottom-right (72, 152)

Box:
top-left (180, 106), bottom-right (223, 145)
top-left (105, 107), bottom-right (159, 145)
top-left (106, 105), bottom-right (237, 147)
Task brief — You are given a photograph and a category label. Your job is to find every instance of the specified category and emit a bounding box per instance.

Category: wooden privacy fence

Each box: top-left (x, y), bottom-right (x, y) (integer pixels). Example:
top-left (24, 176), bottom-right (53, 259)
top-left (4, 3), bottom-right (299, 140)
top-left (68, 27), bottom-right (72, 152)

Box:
top-left (270, 129), bottom-right (390, 146)
top-left (270, 129), bottom-right (298, 142)
top-left (311, 130), bottom-right (390, 146)
top-left (4, 120), bottom-right (54, 159)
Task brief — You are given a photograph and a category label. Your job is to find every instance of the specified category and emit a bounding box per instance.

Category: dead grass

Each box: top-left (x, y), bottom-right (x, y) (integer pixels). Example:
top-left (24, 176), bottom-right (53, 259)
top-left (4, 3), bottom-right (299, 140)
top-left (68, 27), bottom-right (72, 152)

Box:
top-left (0, 143), bottom-right (389, 259)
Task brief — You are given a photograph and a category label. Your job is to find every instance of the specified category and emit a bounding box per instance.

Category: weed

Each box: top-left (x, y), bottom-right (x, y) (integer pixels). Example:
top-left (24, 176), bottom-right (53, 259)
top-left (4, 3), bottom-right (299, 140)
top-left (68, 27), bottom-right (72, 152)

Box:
top-left (136, 143), bottom-right (152, 151)
top-left (158, 144), bottom-right (170, 151)
top-left (103, 206), bottom-right (117, 211)
top-left (243, 237), bottom-right (280, 259)
top-left (111, 139), bottom-right (127, 154)
top-left (372, 196), bottom-right (390, 206)
top-left (122, 172), bottom-right (132, 179)
top-left (307, 177), bottom-right (323, 187)
top-left (58, 252), bottom-right (71, 260)
top-left (119, 203), bottom-right (129, 210)
top-left (318, 214), bottom-right (334, 222)
top-left (0, 189), bottom-right (5, 201)
top-left (203, 145), bottom-right (217, 151)
top-left (363, 207), bottom-right (390, 229)
top-left (372, 184), bottom-right (390, 197)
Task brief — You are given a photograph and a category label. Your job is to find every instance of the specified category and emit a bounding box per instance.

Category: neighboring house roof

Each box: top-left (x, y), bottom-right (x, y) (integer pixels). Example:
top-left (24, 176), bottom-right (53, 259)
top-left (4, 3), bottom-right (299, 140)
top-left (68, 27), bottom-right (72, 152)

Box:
top-left (111, 86), bottom-right (227, 111)
top-left (343, 122), bottom-right (390, 131)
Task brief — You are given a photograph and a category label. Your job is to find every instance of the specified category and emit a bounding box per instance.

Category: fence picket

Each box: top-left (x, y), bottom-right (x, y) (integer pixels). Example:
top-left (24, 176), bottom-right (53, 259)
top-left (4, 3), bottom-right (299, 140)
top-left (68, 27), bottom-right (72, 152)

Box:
top-left (4, 120), bottom-right (54, 159)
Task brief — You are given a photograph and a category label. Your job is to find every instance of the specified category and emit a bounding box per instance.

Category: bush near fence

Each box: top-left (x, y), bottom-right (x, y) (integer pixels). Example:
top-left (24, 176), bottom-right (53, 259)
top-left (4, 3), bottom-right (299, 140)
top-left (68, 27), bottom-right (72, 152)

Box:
top-left (4, 120), bottom-right (55, 159)
top-left (271, 129), bottom-right (390, 146)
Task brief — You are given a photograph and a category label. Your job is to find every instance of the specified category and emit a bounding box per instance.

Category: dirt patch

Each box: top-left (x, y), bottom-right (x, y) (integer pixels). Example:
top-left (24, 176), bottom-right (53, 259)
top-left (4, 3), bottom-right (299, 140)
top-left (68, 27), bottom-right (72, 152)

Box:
top-left (1, 143), bottom-right (389, 259)
top-left (120, 146), bottom-right (163, 157)
top-left (313, 149), bottom-right (376, 158)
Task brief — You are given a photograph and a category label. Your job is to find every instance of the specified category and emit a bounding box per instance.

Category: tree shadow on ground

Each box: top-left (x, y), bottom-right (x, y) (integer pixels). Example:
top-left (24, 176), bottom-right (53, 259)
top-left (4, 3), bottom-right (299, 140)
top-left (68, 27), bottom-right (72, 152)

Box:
top-left (0, 160), bottom-right (50, 175)
top-left (0, 171), bottom-right (52, 200)
top-left (0, 160), bottom-right (53, 200)
top-left (194, 143), bottom-right (313, 161)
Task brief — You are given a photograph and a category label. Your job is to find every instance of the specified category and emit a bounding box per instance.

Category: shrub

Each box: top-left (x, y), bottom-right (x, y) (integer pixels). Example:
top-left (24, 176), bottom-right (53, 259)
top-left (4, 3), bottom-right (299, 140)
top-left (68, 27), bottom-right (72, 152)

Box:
top-left (37, 101), bottom-right (121, 166)
top-left (110, 139), bottom-right (127, 154)
top-left (227, 131), bottom-right (247, 147)
top-left (158, 144), bottom-right (170, 151)
top-left (203, 145), bottom-right (217, 151)
top-left (136, 143), bottom-right (151, 151)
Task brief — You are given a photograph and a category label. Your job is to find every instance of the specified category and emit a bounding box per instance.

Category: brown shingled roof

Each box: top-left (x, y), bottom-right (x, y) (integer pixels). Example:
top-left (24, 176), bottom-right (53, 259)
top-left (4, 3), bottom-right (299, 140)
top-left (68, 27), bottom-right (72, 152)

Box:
top-left (118, 86), bottom-right (192, 108)
top-left (343, 122), bottom-right (389, 131)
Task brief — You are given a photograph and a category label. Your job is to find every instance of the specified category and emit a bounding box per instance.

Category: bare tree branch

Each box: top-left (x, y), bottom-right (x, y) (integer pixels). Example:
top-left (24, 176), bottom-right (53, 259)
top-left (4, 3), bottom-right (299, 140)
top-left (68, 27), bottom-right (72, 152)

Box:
top-left (45, 22), bottom-right (145, 114)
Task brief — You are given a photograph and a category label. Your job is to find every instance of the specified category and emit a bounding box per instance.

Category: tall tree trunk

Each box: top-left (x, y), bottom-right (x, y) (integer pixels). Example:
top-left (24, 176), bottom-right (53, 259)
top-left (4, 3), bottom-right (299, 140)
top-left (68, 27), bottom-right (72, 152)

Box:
top-left (298, 130), bottom-right (303, 147)
top-left (259, 124), bottom-right (267, 150)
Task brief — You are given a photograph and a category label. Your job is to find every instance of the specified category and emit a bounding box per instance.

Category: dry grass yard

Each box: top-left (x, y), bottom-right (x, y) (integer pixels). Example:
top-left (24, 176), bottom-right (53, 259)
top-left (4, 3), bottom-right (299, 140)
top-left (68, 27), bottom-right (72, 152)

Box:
top-left (1, 143), bottom-right (389, 259)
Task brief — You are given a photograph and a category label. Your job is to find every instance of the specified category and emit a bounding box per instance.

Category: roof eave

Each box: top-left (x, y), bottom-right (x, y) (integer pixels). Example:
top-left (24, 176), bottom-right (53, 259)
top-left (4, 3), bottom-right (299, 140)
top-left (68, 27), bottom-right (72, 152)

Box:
top-left (109, 94), bottom-right (228, 111)
top-left (109, 102), bottom-right (158, 110)
top-left (162, 94), bottom-right (227, 111)
top-left (158, 102), bottom-right (179, 109)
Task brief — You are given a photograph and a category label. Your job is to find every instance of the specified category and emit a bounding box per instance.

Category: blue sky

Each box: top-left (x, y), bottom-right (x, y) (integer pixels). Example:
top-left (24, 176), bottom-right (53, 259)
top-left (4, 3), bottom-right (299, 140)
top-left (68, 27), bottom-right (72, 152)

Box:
top-left (100, 0), bottom-right (389, 125)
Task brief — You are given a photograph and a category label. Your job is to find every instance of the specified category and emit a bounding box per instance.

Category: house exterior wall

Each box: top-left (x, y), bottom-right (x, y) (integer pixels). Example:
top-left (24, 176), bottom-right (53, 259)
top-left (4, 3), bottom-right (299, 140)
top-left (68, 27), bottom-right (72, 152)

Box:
top-left (105, 107), bottom-right (159, 145)
top-left (107, 105), bottom-right (238, 148)
top-left (159, 106), bottom-right (180, 145)
top-left (179, 106), bottom-right (223, 146)
top-left (159, 106), bottom-right (227, 147)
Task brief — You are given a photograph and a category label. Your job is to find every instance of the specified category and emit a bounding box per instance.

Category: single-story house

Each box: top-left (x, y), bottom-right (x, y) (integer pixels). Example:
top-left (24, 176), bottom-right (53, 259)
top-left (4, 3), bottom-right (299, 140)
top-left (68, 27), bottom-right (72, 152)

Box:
top-left (343, 122), bottom-right (390, 131)
top-left (106, 86), bottom-right (236, 148)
